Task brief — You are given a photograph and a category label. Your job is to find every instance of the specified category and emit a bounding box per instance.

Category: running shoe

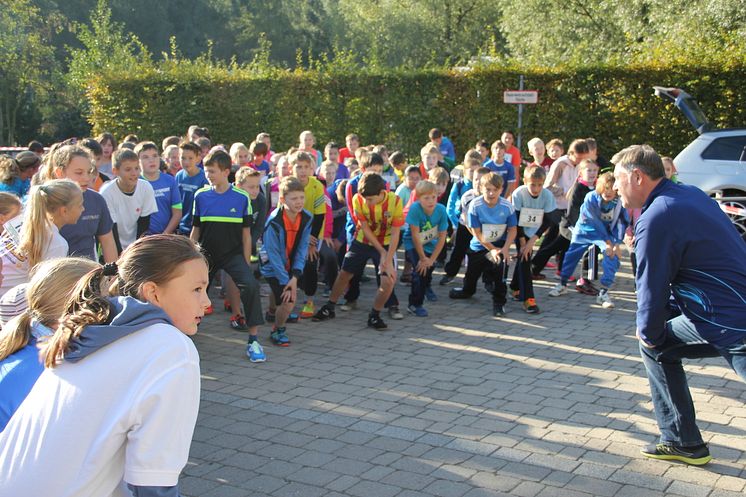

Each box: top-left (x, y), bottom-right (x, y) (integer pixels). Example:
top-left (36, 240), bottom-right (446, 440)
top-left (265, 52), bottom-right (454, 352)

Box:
top-left (246, 340), bottom-right (266, 363)
top-left (641, 443), bottom-right (711, 465)
top-left (407, 305), bottom-right (428, 317)
top-left (312, 304), bottom-right (336, 321)
top-left (548, 283), bottom-right (567, 297)
top-left (339, 300), bottom-right (357, 311)
top-left (270, 328), bottom-right (290, 347)
top-left (300, 301), bottom-right (315, 318)
top-left (229, 314), bottom-right (248, 331)
top-left (523, 298), bottom-right (540, 314)
top-left (388, 306), bottom-right (404, 320)
top-left (367, 313), bottom-right (388, 330)
top-left (597, 289), bottom-right (615, 308)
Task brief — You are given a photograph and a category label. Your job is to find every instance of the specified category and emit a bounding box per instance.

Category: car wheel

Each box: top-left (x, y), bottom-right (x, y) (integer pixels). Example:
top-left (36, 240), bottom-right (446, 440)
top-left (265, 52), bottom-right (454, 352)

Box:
top-left (715, 189), bottom-right (746, 243)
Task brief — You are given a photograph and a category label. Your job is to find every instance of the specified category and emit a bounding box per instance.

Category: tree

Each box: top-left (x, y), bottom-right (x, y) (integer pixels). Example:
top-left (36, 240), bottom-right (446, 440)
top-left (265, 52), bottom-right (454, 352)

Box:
top-left (67, 0), bottom-right (151, 94)
top-left (0, 0), bottom-right (56, 145)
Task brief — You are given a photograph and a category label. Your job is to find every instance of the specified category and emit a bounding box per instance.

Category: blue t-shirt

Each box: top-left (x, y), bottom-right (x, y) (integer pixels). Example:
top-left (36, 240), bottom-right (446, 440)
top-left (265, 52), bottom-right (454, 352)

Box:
top-left (328, 180), bottom-right (348, 241)
top-left (511, 186), bottom-right (557, 237)
top-left (335, 164), bottom-right (350, 180)
top-left (395, 183), bottom-right (412, 206)
top-left (0, 178), bottom-right (30, 199)
top-left (403, 202), bottom-right (449, 253)
top-left (467, 196), bottom-right (517, 251)
top-left (252, 160), bottom-right (270, 176)
top-left (145, 173), bottom-right (182, 234)
top-left (0, 321), bottom-right (53, 432)
top-left (60, 188), bottom-right (114, 260)
top-left (440, 137), bottom-right (456, 161)
top-left (484, 159), bottom-right (515, 197)
top-left (175, 168), bottom-right (208, 234)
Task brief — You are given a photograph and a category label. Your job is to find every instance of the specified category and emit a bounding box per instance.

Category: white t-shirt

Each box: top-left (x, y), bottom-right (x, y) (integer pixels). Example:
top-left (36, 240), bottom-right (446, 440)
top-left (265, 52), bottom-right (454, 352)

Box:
top-left (0, 323), bottom-right (200, 497)
top-left (100, 179), bottom-right (158, 250)
top-left (0, 222), bottom-right (68, 298)
top-left (544, 155), bottom-right (577, 210)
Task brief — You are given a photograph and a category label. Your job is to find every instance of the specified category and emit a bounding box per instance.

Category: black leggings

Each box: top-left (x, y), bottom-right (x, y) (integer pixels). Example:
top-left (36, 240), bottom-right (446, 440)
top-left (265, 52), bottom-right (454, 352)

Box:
top-left (444, 223), bottom-right (471, 277)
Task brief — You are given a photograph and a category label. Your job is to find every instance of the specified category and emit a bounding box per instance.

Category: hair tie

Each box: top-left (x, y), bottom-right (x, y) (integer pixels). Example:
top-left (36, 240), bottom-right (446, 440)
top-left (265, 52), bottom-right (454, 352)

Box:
top-left (102, 262), bottom-right (118, 276)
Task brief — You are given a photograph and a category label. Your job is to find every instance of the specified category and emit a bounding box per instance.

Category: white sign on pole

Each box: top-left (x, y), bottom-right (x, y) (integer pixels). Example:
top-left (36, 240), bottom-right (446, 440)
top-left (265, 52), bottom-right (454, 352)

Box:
top-left (503, 90), bottom-right (539, 104)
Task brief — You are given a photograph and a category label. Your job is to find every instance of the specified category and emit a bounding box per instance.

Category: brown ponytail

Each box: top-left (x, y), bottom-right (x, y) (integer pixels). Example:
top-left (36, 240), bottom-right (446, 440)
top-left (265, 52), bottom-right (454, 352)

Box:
top-left (46, 234), bottom-right (206, 367)
top-left (44, 267), bottom-right (112, 367)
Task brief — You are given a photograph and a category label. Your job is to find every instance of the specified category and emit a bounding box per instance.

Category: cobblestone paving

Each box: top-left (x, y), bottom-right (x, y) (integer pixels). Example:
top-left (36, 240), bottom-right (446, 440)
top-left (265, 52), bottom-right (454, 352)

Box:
top-left (182, 259), bottom-right (746, 497)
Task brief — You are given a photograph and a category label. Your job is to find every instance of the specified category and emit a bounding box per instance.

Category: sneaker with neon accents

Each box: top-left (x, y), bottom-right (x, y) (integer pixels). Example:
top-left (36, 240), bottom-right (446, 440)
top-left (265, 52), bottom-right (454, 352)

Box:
top-left (523, 298), bottom-right (540, 314)
top-left (246, 340), bottom-right (266, 363)
top-left (270, 328), bottom-right (290, 347)
top-left (300, 301), bottom-right (315, 318)
top-left (641, 443), bottom-right (711, 465)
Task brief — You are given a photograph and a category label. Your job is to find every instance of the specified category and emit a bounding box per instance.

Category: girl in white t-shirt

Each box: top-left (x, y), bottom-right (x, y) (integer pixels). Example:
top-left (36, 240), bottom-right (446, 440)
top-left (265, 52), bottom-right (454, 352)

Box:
top-left (0, 234), bottom-right (211, 497)
top-left (0, 180), bottom-right (83, 297)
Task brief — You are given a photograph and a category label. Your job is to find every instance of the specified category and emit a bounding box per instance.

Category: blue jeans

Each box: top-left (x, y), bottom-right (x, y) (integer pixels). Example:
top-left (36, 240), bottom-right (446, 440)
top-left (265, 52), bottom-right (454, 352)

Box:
top-left (640, 314), bottom-right (746, 446)
top-left (406, 249), bottom-right (434, 307)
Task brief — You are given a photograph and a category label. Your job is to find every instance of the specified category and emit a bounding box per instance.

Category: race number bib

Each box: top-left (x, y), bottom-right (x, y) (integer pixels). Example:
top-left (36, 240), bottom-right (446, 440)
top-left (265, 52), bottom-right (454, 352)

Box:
top-left (482, 223), bottom-right (506, 242)
top-left (418, 227), bottom-right (438, 244)
top-left (519, 208), bottom-right (544, 228)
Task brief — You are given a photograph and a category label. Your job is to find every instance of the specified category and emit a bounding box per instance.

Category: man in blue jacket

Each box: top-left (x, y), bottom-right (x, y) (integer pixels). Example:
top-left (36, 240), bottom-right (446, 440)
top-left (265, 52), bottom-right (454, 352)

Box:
top-left (612, 144), bottom-right (746, 465)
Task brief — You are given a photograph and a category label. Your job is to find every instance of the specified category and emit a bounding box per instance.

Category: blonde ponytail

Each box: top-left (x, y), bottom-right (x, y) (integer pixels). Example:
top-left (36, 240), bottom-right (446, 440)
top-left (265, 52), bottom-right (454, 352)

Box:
top-left (20, 180), bottom-right (81, 268)
top-left (0, 257), bottom-right (97, 363)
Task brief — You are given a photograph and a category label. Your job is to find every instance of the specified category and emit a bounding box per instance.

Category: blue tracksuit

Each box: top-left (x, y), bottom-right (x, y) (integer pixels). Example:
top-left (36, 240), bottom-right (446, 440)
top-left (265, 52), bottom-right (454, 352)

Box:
top-left (635, 179), bottom-right (746, 347)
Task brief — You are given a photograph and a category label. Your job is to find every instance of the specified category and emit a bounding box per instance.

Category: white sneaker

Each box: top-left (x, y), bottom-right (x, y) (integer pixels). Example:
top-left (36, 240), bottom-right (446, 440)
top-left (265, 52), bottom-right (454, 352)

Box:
top-left (339, 300), bottom-right (358, 311)
top-left (388, 306), bottom-right (404, 320)
top-left (597, 290), bottom-right (615, 308)
top-left (548, 283), bottom-right (567, 297)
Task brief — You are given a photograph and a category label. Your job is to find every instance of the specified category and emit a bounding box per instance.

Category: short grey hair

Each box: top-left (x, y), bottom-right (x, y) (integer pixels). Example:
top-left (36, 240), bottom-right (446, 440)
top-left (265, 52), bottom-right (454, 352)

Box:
top-left (611, 144), bottom-right (665, 180)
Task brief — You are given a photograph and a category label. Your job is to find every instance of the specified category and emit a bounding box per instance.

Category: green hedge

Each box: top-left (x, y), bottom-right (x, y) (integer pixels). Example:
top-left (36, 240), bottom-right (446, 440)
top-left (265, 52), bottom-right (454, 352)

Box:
top-left (87, 63), bottom-right (746, 160)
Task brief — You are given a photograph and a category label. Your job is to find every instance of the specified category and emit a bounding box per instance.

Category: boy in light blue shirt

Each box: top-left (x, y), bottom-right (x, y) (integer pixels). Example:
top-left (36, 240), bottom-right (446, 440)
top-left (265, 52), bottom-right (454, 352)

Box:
top-left (402, 180), bottom-right (449, 317)
top-left (509, 165), bottom-right (558, 313)
top-left (449, 172), bottom-right (517, 317)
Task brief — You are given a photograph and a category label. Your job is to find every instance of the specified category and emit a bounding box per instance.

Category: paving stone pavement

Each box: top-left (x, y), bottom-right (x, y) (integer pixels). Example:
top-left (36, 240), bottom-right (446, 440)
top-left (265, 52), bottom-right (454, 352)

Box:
top-left (183, 257), bottom-right (746, 497)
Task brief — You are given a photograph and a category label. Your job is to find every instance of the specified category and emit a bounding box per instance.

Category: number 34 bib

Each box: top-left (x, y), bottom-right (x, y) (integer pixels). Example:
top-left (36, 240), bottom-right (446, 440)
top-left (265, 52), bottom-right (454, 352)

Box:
top-left (518, 208), bottom-right (544, 228)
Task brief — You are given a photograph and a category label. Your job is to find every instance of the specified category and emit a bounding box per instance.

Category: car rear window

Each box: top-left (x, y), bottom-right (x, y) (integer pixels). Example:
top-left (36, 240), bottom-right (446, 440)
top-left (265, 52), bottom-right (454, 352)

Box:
top-left (701, 136), bottom-right (746, 161)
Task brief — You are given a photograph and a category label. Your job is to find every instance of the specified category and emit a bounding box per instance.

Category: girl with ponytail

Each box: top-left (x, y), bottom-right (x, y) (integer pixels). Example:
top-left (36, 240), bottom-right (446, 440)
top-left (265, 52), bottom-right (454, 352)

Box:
top-left (1, 234), bottom-right (210, 497)
top-left (0, 179), bottom-right (84, 297)
top-left (0, 257), bottom-right (98, 431)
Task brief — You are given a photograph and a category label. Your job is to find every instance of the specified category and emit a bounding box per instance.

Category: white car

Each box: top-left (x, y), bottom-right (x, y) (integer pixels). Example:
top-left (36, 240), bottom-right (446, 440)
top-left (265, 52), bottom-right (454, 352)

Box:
top-left (655, 87), bottom-right (746, 240)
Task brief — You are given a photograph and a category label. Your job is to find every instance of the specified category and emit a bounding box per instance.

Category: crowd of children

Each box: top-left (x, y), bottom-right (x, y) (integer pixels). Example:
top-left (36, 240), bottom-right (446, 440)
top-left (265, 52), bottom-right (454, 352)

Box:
top-left (0, 127), bottom-right (640, 496)
top-left (0, 130), bottom-right (638, 353)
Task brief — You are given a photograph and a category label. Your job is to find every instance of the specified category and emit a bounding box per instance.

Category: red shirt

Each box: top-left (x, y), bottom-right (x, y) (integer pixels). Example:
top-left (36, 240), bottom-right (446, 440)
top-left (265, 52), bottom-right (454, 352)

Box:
top-left (339, 147), bottom-right (355, 164)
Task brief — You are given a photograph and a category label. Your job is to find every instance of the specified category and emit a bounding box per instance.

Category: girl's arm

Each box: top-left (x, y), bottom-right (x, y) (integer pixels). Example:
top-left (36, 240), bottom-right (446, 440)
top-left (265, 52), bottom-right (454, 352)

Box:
top-left (99, 231), bottom-right (119, 261)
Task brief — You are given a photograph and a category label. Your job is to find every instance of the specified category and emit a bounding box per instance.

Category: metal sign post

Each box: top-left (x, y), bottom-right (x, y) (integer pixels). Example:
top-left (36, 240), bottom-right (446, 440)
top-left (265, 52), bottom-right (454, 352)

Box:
top-left (518, 75), bottom-right (524, 151)
top-left (503, 77), bottom-right (539, 152)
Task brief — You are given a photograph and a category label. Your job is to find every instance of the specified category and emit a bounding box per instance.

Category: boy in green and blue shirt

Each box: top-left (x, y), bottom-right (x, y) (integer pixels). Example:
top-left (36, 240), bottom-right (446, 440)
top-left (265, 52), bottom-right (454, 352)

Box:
top-left (190, 149), bottom-right (265, 363)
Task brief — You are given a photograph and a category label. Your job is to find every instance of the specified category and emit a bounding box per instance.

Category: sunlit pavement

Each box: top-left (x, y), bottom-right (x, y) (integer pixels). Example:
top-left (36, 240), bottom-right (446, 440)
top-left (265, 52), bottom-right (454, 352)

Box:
top-left (183, 257), bottom-right (746, 497)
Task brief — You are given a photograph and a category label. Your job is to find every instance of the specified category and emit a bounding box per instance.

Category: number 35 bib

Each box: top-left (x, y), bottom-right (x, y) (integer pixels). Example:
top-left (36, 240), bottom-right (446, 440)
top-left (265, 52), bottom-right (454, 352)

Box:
top-left (482, 223), bottom-right (506, 242)
top-left (518, 208), bottom-right (544, 228)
